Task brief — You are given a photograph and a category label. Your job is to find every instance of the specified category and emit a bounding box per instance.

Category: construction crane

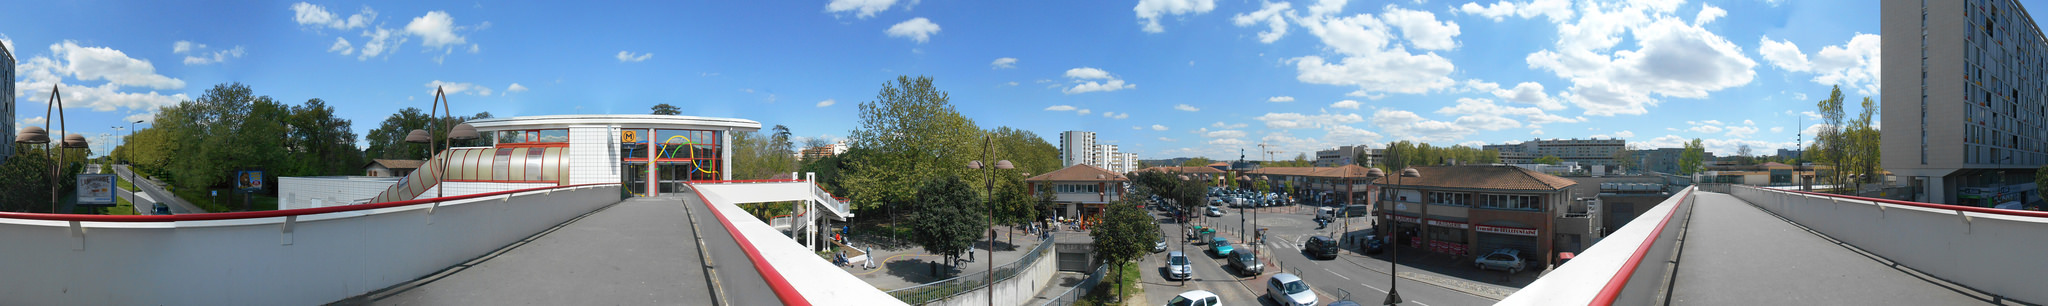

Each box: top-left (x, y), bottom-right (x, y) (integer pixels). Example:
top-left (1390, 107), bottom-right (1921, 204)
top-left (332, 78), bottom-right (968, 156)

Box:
top-left (1258, 143), bottom-right (1283, 163)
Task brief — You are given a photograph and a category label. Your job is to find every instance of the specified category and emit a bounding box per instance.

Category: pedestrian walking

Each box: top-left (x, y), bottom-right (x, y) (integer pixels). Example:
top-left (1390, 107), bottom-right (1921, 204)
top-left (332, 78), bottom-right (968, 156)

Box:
top-left (864, 247), bottom-right (875, 270)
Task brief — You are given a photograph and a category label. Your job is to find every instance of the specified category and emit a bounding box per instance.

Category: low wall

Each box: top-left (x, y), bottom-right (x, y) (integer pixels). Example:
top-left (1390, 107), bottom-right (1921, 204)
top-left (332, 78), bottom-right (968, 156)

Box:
top-left (1500, 186), bottom-right (1694, 305)
top-left (928, 239), bottom-right (1059, 306)
top-left (0, 185), bottom-right (620, 305)
top-left (1731, 186), bottom-right (2048, 303)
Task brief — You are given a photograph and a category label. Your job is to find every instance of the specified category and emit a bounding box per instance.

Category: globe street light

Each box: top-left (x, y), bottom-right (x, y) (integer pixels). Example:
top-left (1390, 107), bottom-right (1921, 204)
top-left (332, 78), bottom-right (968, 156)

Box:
top-left (406, 87), bottom-right (479, 206)
top-left (17, 85), bottom-right (87, 213)
top-left (966, 135), bottom-right (1012, 306)
top-left (1384, 167), bottom-right (1420, 305)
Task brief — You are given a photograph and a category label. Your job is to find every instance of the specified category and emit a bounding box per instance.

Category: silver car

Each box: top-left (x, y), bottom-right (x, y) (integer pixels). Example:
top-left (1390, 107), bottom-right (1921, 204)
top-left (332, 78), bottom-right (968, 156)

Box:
top-left (1165, 251), bottom-right (1193, 280)
top-left (1265, 273), bottom-right (1316, 306)
top-left (1475, 248), bottom-right (1527, 273)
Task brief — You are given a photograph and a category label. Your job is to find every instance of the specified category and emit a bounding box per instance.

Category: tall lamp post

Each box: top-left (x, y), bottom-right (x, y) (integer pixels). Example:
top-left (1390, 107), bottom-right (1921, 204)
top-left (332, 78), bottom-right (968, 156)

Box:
top-left (967, 135), bottom-right (1012, 306)
top-left (16, 85), bottom-right (88, 213)
top-left (404, 86), bottom-right (480, 205)
top-left (1381, 167), bottom-right (1420, 305)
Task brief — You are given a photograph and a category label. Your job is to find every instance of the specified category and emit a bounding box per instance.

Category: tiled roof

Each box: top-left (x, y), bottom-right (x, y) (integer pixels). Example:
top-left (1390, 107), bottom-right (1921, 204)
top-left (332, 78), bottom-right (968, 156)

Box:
top-left (369, 159), bottom-right (426, 170)
top-left (1026, 164), bottom-right (1129, 182)
top-left (1245, 164), bottom-right (1379, 179)
top-left (1134, 166), bottom-right (1226, 174)
top-left (1371, 165), bottom-right (1577, 191)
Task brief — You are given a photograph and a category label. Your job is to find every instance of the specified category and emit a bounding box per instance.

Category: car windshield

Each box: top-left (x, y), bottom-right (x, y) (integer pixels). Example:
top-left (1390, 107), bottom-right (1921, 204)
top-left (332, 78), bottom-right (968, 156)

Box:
top-left (1170, 256), bottom-right (1189, 265)
top-left (1284, 280), bottom-right (1310, 294)
top-left (1487, 254), bottom-right (1514, 261)
top-left (1168, 296), bottom-right (1195, 306)
top-left (1236, 252), bottom-right (1254, 261)
top-left (1215, 240), bottom-right (1231, 247)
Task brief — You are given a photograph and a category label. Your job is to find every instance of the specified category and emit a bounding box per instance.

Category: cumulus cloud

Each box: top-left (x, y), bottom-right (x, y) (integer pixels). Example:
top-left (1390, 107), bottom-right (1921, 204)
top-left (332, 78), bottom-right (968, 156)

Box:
top-left (1372, 109), bottom-right (1474, 142)
top-left (1254, 112), bottom-right (1365, 129)
top-left (1330, 100), bottom-right (1361, 109)
top-left (1152, 125), bottom-right (1169, 131)
top-left (826, 0), bottom-right (899, 19)
top-left (1102, 111), bottom-right (1130, 119)
top-left (1135, 0), bottom-right (1217, 33)
top-left (426, 80), bottom-right (492, 96)
top-left (405, 11), bottom-right (466, 48)
top-left (13, 41), bottom-right (190, 114)
top-left (1045, 105), bottom-right (1077, 111)
top-left (1457, 0), bottom-right (1573, 23)
top-left (886, 18), bottom-right (941, 43)
top-left (1291, 5), bottom-right (1462, 96)
top-left (617, 51), bottom-right (654, 62)
top-left (1323, 124), bottom-right (1383, 145)
top-left (173, 41), bottom-right (244, 65)
top-left (1175, 104), bottom-right (1201, 112)
top-left (505, 83), bottom-right (529, 94)
top-left (1694, 4), bottom-right (1726, 26)
top-left (1500, 2), bottom-right (1758, 116)
top-left (1060, 67), bottom-right (1137, 94)
top-left (991, 57), bottom-right (1018, 69)
top-left (293, 4), bottom-right (485, 61)
top-left (1268, 96), bottom-right (1295, 103)
top-left (328, 37), bottom-right (353, 55)
top-left (1232, 1), bottom-right (1292, 43)
top-left (291, 2), bottom-right (376, 30)
top-left (1159, 137), bottom-right (1178, 142)
top-left (1757, 33), bottom-right (1882, 95)
top-left (817, 99), bottom-right (836, 107)
top-left (1466, 80), bottom-right (1566, 110)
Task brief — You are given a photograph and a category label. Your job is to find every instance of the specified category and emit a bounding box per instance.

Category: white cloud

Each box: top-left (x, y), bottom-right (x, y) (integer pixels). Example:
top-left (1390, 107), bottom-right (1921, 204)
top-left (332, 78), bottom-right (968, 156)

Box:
top-left (1725, 125), bottom-right (1758, 138)
top-left (1077, 109), bottom-right (1093, 116)
top-left (290, 2), bottom-right (376, 30)
top-left (1205, 129), bottom-right (1248, 139)
top-left (1232, 1), bottom-right (1293, 43)
top-left (817, 99), bottom-right (837, 108)
top-left (1770, 127), bottom-right (1784, 133)
top-left (1742, 119), bottom-right (1754, 125)
top-left (991, 57), bottom-right (1018, 69)
top-left (1330, 100), bottom-right (1361, 109)
top-left (1694, 4), bottom-right (1726, 26)
top-left (1434, 97), bottom-right (1579, 131)
top-left (1175, 104), bottom-right (1201, 112)
top-left (505, 83), bottom-right (529, 94)
top-left (1372, 109), bottom-right (1474, 142)
top-left (886, 17), bottom-right (941, 43)
top-left (1531, 130), bottom-right (1546, 135)
top-left (328, 37), bottom-right (353, 55)
top-left (1703, 120), bottom-right (1723, 125)
top-left (1102, 111), bottom-right (1130, 119)
top-left (405, 11), bottom-right (467, 48)
top-left (426, 80), bottom-right (492, 96)
top-left (1159, 137), bottom-right (1179, 142)
top-left (1457, 0), bottom-right (1573, 23)
top-left (1689, 125), bottom-right (1724, 134)
top-left (354, 27), bottom-right (406, 60)
top-left (1254, 112), bottom-right (1365, 129)
top-left (14, 42), bottom-right (192, 114)
top-left (1061, 67), bottom-right (1137, 94)
top-left (1268, 96), bottom-right (1295, 103)
top-left (1614, 130), bottom-right (1635, 138)
top-left (1291, 5), bottom-right (1462, 96)
top-left (1758, 33), bottom-right (1882, 95)
top-left (617, 51), bottom-right (654, 62)
top-left (1467, 80), bottom-right (1566, 110)
top-left (1152, 124), bottom-right (1169, 131)
top-left (172, 41), bottom-right (244, 65)
top-left (826, 0), bottom-right (898, 19)
top-left (1512, 2), bottom-right (1758, 116)
top-left (1323, 125), bottom-right (1383, 145)
top-left (1212, 122), bottom-right (1248, 129)
top-left (1135, 0), bottom-right (1217, 33)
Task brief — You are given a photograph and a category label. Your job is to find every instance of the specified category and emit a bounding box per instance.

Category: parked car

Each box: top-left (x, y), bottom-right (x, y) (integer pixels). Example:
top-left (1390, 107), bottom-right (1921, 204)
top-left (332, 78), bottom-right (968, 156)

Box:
top-left (1165, 251), bottom-right (1193, 280)
top-left (1206, 207), bottom-right (1224, 217)
top-left (1210, 237), bottom-right (1234, 257)
top-left (1154, 235), bottom-right (1168, 253)
top-left (1228, 249), bottom-right (1263, 276)
top-left (1304, 236), bottom-right (1339, 260)
top-left (1265, 273), bottom-right (1318, 306)
top-left (1167, 290), bottom-right (1220, 306)
top-left (1475, 248), bottom-right (1527, 273)
top-left (1363, 234), bottom-right (1385, 254)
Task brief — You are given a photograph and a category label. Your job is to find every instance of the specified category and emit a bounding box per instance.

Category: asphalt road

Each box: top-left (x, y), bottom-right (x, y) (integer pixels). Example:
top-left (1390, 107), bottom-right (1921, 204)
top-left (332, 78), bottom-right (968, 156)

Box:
top-left (1141, 202), bottom-right (1500, 306)
top-left (113, 165), bottom-right (205, 214)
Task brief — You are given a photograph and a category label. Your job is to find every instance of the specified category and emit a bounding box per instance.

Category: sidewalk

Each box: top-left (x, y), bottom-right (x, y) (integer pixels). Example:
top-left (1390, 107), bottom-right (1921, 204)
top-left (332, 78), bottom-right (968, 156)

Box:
top-left (838, 225), bottom-right (1055, 291)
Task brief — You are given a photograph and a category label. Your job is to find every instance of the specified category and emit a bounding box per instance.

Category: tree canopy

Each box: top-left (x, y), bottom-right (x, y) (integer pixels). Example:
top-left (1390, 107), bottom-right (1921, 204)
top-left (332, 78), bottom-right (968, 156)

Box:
top-left (1679, 138), bottom-right (1705, 175)
top-left (904, 175), bottom-right (987, 273)
top-left (650, 103), bottom-right (681, 115)
top-left (363, 107), bottom-right (492, 161)
top-left (1534, 155), bottom-right (1562, 165)
top-left (1091, 199), bottom-right (1154, 301)
top-left (841, 76), bottom-right (983, 212)
top-left (1376, 141), bottom-right (1500, 170)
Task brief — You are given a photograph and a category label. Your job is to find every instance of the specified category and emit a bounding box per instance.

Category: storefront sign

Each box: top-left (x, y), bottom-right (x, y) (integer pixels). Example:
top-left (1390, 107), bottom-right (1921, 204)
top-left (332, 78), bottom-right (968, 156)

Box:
top-left (1393, 215), bottom-right (1420, 224)
top-left (1425, 219), bottom-right (1470, 230)
top-left (1476, 224), bottom-right (1539, 237)
top-left (1429, 240), bottom-right (1468, 255)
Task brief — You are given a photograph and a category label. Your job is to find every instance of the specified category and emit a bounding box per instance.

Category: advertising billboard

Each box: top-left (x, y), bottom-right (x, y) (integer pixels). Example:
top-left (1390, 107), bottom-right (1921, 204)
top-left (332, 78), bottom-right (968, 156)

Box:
top-left (237, 170), bottom-right (265, 192)
top-left (76, 174), bottom-right (116, 206)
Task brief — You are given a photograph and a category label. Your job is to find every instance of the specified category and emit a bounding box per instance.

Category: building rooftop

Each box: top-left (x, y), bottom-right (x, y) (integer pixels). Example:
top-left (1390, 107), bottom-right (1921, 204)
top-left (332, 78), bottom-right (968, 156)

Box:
top-left (1372, 165), bottom-right (1579, 191)
top-left (367, 159), bottom-right (426, 170)
top-left (1027, 164), bottom-right (1129, 182)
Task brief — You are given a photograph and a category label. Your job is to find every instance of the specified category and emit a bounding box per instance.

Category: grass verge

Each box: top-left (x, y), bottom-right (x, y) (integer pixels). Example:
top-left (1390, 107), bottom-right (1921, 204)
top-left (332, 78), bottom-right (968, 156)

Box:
top-left (1076, 261), bottom-right (1145, 306)
top-left (173, 187), bottom-right (279, 212)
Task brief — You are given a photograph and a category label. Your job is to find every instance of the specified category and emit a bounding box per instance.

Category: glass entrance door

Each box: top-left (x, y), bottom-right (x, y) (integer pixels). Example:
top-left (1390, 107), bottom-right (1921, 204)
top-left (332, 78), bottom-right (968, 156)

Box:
top-left (658, 162), bottom-right (691, 194)
top-left (624, 162), bottom-right (649, 196)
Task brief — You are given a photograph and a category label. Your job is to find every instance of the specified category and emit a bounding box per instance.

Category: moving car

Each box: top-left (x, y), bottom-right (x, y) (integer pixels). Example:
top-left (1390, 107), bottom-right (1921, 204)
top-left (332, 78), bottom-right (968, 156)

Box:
top-left (1165, 251), bottom-right (1193, 280)
top-left (151, 203), bottom-right (171, 215)
top-left (1265, 273), bottom-right (1318, 306)
top-left (1475, 248), bottom-right (1527, 273)
top-left (1206, 207), bottom-right (1224, 217)
top-left (1167, 290), bottom-right (1220, 306)
top-left (1303, 236), bottom-right (1339, 260)
top-left (1210, 237), bottom-right (1234, 257)
top-left (1363, 234), bottom-right (1385, 254)
top-left (1228, 249), bottom-right (1262, 276)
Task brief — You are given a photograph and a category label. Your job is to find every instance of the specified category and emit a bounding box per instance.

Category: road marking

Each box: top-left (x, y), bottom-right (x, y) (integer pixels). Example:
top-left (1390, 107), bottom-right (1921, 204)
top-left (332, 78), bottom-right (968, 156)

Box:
top-left (1360, 282), bottom-right (1386, 293)
top-left (1325, 268), bottom-right (1351, 280)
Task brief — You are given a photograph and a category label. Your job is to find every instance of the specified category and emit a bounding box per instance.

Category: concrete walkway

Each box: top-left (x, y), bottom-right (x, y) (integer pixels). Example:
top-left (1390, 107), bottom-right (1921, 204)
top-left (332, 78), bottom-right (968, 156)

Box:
top-left (340, 196), bottom-right (775, 305)
top-left (1668, 192), bottom-right (2000, 305)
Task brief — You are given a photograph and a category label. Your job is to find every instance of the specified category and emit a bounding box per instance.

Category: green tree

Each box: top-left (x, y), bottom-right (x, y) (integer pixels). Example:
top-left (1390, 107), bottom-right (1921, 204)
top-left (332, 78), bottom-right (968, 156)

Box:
top-left (364, 108), bottom-right (492, 161)
top-left (1534, 155), bottom-right (1562, 165)
top-left (841, 76), bottom-right (983, 213)
top-left (1612, 144), bottom-right (1639, 172)
top-left (1814, 85), bottom-right (1848, 188)
top-left (1180, 157), bottom-right (1214, 167)
top-left (904, 175), bottom-right (987, 276)
top-left (279, 98), bottom-right (364, 177)
top-left (0, 144), bottom-right (56, 212)
top-left (1091, 199), bottom-right (1152, 303)
top-left (651, 103), bottom-right (681, 115)
top-left (1679, 138), bottom-right (1706, 175)
top-left (731, 129), bottom-right (799, 180)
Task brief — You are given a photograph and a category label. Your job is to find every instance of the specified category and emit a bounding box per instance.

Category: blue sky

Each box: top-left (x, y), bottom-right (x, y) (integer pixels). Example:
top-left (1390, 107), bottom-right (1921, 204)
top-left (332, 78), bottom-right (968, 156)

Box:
top-left (0, 0), bottom-right (2005, 160)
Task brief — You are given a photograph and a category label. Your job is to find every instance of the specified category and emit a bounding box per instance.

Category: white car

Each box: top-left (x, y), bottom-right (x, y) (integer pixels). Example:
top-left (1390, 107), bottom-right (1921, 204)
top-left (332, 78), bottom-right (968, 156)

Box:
top-left (1206, 207), bottom-right (1224, 217)
top-left (1167, 290), bottom-right (1220, 306)
top-left (1265, 273), bottom-right (1317, 306)
top-left (1475, 248), bottom-right (1527, 273)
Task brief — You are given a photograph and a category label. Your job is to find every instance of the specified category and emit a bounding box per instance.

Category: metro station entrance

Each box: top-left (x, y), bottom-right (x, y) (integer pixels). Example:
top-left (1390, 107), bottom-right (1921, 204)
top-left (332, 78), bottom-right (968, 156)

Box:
top-left (624, 162), bottom-right (649, 196)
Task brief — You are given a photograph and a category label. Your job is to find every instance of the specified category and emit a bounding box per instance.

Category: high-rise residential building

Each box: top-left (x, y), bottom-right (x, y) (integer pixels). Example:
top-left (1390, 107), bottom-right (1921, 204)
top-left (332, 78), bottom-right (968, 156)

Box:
top-left (1484, 138), bottom-right (1627, 167)
top-left (1314, 145), bottom-right (1380, 167)
top-left (1058, 131), bottom-right (1138, 173)
top-left (1059, 131), bottom-right (1097, 167)
top-left (1884, 0), bottom-right (2046, 205)
top-left (800, 141), bottom-right (847, 160)
top-left (1, 42), bottom-right (14, 164)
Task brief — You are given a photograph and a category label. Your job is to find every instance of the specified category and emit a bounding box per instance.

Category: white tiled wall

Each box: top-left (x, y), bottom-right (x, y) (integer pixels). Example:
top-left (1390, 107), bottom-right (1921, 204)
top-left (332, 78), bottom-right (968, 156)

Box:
top-left (279, 177), bottom-right (402, 209)
top-left (569, 126), bottom-right (621, 185)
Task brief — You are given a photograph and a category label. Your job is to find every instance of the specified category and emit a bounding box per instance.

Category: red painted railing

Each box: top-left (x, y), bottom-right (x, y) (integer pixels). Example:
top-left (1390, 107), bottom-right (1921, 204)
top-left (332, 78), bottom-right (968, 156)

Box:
top-left (0, 183), bottom-right (620, 222)
top-left (1590, 187), bottom-right (1693, 305)
top-left (682, 181), bottom-right (811, 306)
top-left (1759, 186), bottom-right (2048, 218)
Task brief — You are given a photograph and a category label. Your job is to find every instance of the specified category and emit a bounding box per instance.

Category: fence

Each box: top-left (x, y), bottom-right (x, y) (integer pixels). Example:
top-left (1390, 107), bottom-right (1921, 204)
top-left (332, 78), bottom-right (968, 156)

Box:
top-left (887, 234), bottom-right (1058, 305)
top-left (1731, 185), bottom-right (2048, 303)
top-left (1038, 263), bottom-right (1110, 306)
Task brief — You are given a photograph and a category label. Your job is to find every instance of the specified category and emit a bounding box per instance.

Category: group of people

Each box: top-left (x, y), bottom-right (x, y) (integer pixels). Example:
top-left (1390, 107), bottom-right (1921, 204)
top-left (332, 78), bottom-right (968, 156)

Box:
top-left (834, 246), bottom-right (875, 270)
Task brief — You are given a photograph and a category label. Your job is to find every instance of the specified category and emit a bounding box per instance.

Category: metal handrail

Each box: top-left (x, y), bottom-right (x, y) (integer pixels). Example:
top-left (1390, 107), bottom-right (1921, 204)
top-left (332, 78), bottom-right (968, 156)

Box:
top-left (1038, 263), bottom-right (1110, 306)
top-left (0, 183), bottom-right (620, 222)
top-left (1589, 186), bottom-right (1694, 305)
top-left (886, 234), bottom-right (1058, 304)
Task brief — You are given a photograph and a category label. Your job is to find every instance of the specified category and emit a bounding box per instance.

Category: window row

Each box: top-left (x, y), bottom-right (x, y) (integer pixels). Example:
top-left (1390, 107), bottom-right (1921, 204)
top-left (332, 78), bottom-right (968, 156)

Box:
top-left (1056, 184), bottom-right (1101, 194)
top-left (1478, 194), bottom-right (1542, 211)
top-left (498, 129), bottom-right (569, 144)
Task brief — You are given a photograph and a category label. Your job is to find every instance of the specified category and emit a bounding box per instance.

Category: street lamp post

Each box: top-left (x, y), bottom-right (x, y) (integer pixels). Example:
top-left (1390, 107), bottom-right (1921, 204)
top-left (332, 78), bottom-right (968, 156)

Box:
top-left (404, 87), bottom-right (480, 207)
top-left (1383, 167), bottom-right (1420, 305)
top-left (967, 135), bottom-right (1012, 306)
top-left (16, 85), bottom-right (88, 214)
top-left (126, 120), bottom-right (142, 211)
